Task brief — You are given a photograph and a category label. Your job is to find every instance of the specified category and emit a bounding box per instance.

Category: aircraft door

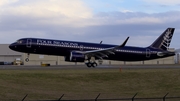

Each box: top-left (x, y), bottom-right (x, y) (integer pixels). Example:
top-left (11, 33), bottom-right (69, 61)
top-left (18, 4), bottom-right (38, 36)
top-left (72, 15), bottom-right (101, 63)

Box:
top-left (27, 39), bottom-right (32, 48)
top-left (146, 48), bottom-right (151, 58)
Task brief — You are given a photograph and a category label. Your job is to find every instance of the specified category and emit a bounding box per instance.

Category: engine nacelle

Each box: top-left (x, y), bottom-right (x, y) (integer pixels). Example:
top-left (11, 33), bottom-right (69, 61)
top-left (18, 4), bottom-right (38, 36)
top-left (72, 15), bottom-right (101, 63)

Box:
top-left (65, 51), bottom-right (85, 62)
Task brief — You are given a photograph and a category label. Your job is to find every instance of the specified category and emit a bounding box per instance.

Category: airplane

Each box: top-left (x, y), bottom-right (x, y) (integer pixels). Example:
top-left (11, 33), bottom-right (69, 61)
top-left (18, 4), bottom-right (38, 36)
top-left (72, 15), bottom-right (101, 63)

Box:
top-left (9, 28), bottom-right (177, 67)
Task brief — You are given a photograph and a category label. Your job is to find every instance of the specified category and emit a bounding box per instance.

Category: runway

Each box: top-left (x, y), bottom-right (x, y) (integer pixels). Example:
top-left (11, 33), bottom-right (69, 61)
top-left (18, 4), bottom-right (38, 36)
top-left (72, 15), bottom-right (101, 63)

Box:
top-left (0, 64), bottom-right (180, 70)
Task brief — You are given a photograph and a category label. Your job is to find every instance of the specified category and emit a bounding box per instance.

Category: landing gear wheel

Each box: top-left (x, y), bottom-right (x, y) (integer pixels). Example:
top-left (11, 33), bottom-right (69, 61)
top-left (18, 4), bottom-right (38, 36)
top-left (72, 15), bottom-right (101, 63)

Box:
top-left (86, 63), bottom-right (92, 68)
top-left (91, 62), bottom-right (98, 68)
top-left (25, 53), bottom-right (30, 62)
top-left (25, 58), bottom-right (29, 62)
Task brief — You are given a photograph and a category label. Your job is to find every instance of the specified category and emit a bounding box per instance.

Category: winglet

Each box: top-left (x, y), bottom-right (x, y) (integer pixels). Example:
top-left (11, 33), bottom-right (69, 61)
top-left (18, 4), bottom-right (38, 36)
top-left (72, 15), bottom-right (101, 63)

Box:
top-left (114, 37), bottom-right (129, 49)
top-left (121, 37), bottom-right (129, 47)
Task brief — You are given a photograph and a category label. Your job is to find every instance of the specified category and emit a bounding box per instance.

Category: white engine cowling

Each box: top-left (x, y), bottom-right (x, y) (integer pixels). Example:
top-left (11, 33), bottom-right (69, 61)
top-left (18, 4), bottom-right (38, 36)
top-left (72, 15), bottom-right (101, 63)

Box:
top-left (65, 51), bottom-right (85, 62)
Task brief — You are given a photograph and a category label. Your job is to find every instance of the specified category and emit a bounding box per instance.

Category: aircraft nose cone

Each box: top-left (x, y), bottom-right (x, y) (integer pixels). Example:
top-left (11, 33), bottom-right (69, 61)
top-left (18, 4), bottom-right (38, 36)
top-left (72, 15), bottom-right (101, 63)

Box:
top-left (9, 43), bottom-right (16, 50)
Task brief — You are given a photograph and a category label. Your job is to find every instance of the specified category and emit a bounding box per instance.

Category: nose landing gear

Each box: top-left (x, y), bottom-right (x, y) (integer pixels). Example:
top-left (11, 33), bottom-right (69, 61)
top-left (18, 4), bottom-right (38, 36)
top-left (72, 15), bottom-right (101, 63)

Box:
top-left (25, 53), bottom-right (30, 62)
top-left (25, 58), bottom-right (29, 62)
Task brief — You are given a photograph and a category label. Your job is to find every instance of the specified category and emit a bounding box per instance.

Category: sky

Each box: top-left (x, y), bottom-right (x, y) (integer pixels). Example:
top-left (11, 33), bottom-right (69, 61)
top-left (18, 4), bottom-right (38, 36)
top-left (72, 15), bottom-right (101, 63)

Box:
top-left (0, 0), bottom-right (180, 48)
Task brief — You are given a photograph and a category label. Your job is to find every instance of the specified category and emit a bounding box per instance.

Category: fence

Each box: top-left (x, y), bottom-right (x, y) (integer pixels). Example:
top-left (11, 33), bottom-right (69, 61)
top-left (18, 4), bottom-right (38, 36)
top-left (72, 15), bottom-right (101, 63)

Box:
top-left (18, 93), bottom-right (180, 101)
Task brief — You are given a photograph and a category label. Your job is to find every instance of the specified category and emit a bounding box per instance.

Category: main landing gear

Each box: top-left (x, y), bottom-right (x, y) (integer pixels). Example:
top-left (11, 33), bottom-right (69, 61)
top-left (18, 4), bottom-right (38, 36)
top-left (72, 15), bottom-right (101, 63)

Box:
top-left (85, 61), bottom-right (98, 68)
top-left (25, 53), bottom-right (30, 62)
top-left (85, 57), bottom-right (98, 68)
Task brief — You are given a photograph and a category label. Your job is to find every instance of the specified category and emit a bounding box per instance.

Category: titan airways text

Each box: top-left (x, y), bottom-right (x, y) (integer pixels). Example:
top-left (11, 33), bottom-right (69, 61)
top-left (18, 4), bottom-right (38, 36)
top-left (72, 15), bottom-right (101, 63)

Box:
top-left (9, 28), bottom-right (178, 67)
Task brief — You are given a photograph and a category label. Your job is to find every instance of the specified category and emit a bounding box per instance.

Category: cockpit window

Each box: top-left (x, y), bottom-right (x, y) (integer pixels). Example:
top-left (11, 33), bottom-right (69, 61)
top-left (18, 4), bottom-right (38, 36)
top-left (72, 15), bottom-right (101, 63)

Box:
top-left (16, 40), bottom-right (23, 44)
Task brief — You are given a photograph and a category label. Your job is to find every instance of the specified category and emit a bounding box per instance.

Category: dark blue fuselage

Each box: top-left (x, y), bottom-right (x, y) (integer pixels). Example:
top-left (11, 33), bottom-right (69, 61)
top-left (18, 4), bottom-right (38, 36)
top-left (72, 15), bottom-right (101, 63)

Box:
top-left (9, 38), bottom-right (175, 61)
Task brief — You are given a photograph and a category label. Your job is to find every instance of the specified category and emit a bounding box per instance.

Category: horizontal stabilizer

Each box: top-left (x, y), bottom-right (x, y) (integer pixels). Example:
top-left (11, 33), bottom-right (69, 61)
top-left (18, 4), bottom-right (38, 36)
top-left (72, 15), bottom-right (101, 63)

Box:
top-left (175, 48), bottom-right (180, 53)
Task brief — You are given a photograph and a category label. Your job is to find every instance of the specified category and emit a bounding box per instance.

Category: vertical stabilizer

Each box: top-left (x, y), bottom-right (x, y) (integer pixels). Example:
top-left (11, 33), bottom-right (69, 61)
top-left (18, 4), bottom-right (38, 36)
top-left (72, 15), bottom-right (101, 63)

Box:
top-left (149, 28), bottom-right (175, 50)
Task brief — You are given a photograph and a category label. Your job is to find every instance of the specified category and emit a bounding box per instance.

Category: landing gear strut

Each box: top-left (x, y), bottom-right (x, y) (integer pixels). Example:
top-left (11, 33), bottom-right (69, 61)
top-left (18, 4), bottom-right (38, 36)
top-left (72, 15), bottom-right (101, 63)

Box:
top-left (25, 53), bottom-right (30, 62)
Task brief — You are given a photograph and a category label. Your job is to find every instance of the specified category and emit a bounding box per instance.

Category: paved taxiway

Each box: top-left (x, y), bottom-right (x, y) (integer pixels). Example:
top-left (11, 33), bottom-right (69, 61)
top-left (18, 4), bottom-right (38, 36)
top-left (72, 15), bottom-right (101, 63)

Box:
top-left (0, 64), bottom-right (180, 70)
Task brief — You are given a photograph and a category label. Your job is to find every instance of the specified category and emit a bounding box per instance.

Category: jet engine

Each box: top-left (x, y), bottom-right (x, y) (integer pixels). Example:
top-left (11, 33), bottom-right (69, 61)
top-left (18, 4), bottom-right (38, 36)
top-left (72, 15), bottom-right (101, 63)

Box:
top-left (65, 51), bottom-right (85, 62)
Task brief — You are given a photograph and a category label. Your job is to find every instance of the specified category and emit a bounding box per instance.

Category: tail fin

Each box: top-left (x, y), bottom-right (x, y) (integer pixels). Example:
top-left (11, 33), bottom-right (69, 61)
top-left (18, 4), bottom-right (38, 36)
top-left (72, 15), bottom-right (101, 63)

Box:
top-left (149, 28), bottom-right (175, 50)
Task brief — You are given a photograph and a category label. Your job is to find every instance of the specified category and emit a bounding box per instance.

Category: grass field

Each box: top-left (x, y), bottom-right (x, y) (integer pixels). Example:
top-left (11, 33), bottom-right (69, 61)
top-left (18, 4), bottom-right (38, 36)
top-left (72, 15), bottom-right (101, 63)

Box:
top-left (0, 68), bottom-right (180, 100)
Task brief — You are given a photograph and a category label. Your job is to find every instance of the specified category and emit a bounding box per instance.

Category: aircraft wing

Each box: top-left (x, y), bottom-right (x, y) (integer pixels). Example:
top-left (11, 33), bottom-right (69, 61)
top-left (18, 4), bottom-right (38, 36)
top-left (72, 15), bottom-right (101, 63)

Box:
top-left (78, 37), bottom-right (129, 59)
